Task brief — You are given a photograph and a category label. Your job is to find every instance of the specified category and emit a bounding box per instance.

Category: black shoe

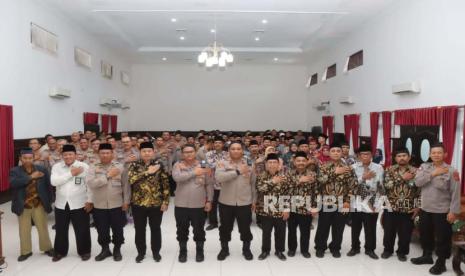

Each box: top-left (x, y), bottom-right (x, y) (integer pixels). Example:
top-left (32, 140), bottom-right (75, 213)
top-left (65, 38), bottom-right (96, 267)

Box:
top-left (17, 253), bottom-right (32, 262)
top-left (44, 249), bottom-right (54, 257)
top-left (302, 252), bottom-right (311, 258)
top-left (135, 254), bottom-right (144, 263)
top-left (257, 223), bottom-right (263, 229)
top-left (95, 246), bottom-right (112, 261)
top-left (258, 252), bottom-right (270, 260)
top-left (113, 246), bottom-right (122, 262)
top-left (397, 254), bottom-right (407, 262)
top-left (331, 251), bottom-right (341, 258)
top-left (90, 222), bottom-right (96, 228)
top-left (153, 253), bottom-right (162, 262)
top-left (381, 251), bottom-right (392, 259)
top-left (316, 250), bottom-right (325, 258)
top-left (206, 224), bottom-right (218, 231)
top-left (287, 250), bottom-right (296, 257)
top-left (347, 248), bottom-right (360, 257)
top-left (275, 252), bottom-right (287, 261)
top-left (178, 241), bottom-right (187, 263)
top-left (217, 243), bottom-right (229, 261)
top-left (365, 251), bottom-right (379, 260)
top-left (242, 241), bottom-right (253, 260)
top-left (411, 253), bottom-right (434, 265)
top-left (80, 253), bottom-right (91, 261)
top-left (429, 258), bottom-right (446, 275)
top-left (52, 254), bottom-right (65, 262)
top-left (196, 242), bottom-right (205, 263)
top-left (52, 224), bottom-right (56, 230)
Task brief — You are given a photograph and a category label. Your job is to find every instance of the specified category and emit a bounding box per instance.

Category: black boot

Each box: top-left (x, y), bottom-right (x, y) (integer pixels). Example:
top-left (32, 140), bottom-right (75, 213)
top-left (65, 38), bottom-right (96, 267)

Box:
top-left (113, 245), bottom-right (122, 262)
top-left (429, 258), bottom-right (447, 275)
top-left (242, 241), bottom-right (253, 260)
top-left (196, 242), bottom-right (205, 262)
top-left (178, 241), bottom-right (187, 263)
top-left (95, 245), bottom-right (112, 261)
top-left (411, 251), bottom-right (434, 265)
top-left (217, 242), bottom-right (230, 261)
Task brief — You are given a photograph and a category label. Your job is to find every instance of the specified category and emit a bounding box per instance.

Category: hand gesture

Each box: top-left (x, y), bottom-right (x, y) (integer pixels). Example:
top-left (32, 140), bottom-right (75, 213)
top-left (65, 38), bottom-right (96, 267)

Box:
top-left (71, 166), bottom-right (84, 176)
top-left (147, 164), bottom-right (161, 175)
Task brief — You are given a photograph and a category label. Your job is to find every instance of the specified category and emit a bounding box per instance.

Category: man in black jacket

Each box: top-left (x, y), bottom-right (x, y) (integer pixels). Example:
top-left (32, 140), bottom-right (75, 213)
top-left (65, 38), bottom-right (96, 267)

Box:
top-left (10, 147), bottom-right (54, 262)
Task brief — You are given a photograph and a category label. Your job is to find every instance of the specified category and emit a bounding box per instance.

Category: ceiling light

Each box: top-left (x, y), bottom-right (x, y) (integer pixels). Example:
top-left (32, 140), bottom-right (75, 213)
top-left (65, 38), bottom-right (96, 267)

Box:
top-left (262, 19), bottom-right (268, 24)
top-left (255, 37), bottom-right (260, 41)
top-left (273, 57), bottom-right (279, 61)
top-left (210, 29), bottom-right (216, 33)
top-left (171, 18), bottom-right (177, 22)
top-left (179, 36), bottom-right (185, 40)
top-left (198, 41), bottom-right (234, 70)
top-left (162, 57), bottom-right (167, 61)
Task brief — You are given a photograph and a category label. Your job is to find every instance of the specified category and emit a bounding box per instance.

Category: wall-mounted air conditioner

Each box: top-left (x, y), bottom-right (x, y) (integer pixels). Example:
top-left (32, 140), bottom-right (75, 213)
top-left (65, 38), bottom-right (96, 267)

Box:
top-left (392, 81), bottom-right (421, 95)
top-left (313, 101), bottom-right (330, 111)
top-left (339, 96), bottom-right (354, 104)
top-left (121, 102), bottom-right (130, 109)
top-left (49, 87), bottom-right (71, 98)
top-left (100, 98), bottom-right (122, 108)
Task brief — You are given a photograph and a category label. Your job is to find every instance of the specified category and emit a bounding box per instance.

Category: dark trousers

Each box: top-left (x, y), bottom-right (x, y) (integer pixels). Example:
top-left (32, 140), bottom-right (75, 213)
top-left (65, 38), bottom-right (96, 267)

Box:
top-left (54, 204), bottom-right (91, 256)
top-left (208, 189), bottom-right (220, 225)
top-left (93, 207), bottom-right (126, 247)
top-left (261, 216), bottom-right (286, 253)
top-left (132, 204), bottom-right (163, 255)
top-left (419, 210), bottom-right (453, 259)
top-left (314, 211), bottom-right (346, 252)
top-left (288, 213), bottom-right (312, 253)
top-left (383, 211), bottom-right (414, 255)
top-left (169, 175), bottom-right (176, 196)
top-left (351, 212), bottom-right (378, 251)
top-left (175, 207), bottom-right (206, 242)
top-left (219, 203), bottom-right (253, 243)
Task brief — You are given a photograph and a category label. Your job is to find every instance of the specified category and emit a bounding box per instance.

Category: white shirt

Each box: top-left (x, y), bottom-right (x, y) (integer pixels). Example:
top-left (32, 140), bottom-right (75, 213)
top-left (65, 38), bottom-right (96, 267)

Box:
top-left (51, 160), bottom-right (90, 210)
top-left (351, 161), bottom-right (384, 212)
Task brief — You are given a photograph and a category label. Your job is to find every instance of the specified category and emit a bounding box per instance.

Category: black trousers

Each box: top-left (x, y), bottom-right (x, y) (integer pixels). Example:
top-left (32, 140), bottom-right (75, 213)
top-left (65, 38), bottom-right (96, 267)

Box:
top-left (383, 211), bottom-right (414, 255)
top-left (288, 213), bottom-right (312, 253)
top-left (93, 207), bottom-right (126, 247)
top-left (132, 204), bottom-right (163, 255)
top-left (219, 203), bottom-right (253, 243)
top-left (419, 210), bottom-right (453, 259)
top-left (314, 211), bottom-right (347, 252)
top-left (261, 216), bottom-right (286, 253)
top-left (54, 204), bottom-right (91, 256)
top-left (351, 212), bottom-right (378, 251)
top-left (175, 207), bottom-right (206, 242)
top-left (169, 175), bottom-right (176, 196)
top-left (208, 189), bottom-right (221, 225)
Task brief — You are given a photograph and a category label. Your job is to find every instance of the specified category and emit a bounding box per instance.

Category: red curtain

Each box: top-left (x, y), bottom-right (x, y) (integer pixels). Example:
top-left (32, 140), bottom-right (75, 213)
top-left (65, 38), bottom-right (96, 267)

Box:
top-left (322, 116), bottom-right (334, 144)
top-left (110, 115), bottom-right (118, 134)
top-left (343, 114), bottom-right (360, 150)
top-left (439, 106), bottom-right (458, 164)
top-left (370, 112), bottom-right (380, 155)
top-left (0, 105), bottom-right (14, 192)
top-left (101, 114), bottom-right (110, 134)
top-left (382, 111), bottom-right (392, 167)
top-left (394, 107), bottom-right (441, 126)
top-left (83, 112), bottom-right (99, 125)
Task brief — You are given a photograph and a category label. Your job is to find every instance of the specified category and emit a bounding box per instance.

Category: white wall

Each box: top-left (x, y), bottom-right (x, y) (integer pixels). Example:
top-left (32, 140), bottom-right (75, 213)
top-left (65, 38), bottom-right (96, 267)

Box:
top-left (127, 63), bottom-right (309, 131)
top-left (0, 0), bottom-right (131, 139)
top-left (305, 0), bottom-right (465, 135)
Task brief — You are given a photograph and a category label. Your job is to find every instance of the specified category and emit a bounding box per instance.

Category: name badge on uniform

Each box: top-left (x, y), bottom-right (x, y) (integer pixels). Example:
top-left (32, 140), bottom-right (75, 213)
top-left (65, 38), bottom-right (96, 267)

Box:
top-left (111, 180), bottom-right (122, 187)
top-left (75, 177), bottom-right (82, 185)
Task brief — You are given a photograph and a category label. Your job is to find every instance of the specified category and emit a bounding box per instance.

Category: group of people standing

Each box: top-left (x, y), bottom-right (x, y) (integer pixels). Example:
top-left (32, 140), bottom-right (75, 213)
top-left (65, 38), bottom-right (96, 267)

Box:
top-left (8, 129), bottom-right (462, 275)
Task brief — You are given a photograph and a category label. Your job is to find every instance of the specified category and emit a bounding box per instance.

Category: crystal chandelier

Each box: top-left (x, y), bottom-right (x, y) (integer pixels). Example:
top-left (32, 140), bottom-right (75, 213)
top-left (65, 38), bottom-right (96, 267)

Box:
top-left (198, 41), bottom-right (233, 69)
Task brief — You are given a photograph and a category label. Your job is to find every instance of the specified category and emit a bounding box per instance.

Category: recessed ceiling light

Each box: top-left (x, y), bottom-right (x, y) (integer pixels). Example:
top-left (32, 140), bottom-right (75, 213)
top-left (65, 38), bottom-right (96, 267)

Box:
top-left (262, 19), bottom-right (268, 24)
top-left (254, 37), bottom-right (260, 41)
top-left (273, 57), bottom-right (279, 61)
top-left (210, 29), bottom-right (216, 33)
top-left (179, 36), bottom-right (185, 40)
top-left (171, 18), bottom-right (177, 22)
top-left (162, 57), bottom-right (167, 61)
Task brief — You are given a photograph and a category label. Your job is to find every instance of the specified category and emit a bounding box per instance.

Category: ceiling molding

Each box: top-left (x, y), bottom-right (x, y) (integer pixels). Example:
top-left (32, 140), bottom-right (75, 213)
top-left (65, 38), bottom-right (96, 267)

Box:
top-left (92, 9), bottom-right (349, 15)
top-left (138, 47), bottom-right (303, 53)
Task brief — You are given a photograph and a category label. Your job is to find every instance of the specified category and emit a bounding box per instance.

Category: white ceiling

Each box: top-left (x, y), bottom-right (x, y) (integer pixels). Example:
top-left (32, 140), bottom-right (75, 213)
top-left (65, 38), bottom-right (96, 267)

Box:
top-left (41, 0), bottom-right (395, 64)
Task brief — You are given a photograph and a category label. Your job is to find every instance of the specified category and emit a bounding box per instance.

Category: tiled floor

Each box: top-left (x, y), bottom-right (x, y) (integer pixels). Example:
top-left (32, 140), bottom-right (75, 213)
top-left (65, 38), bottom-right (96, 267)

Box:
top-left (0, 200), bottom-right (456, 276)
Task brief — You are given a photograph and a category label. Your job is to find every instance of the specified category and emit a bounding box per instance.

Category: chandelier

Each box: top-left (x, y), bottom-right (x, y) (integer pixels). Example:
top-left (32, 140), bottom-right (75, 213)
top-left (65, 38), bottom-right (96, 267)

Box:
top-left (198, 41), bottom-right (234, 69)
